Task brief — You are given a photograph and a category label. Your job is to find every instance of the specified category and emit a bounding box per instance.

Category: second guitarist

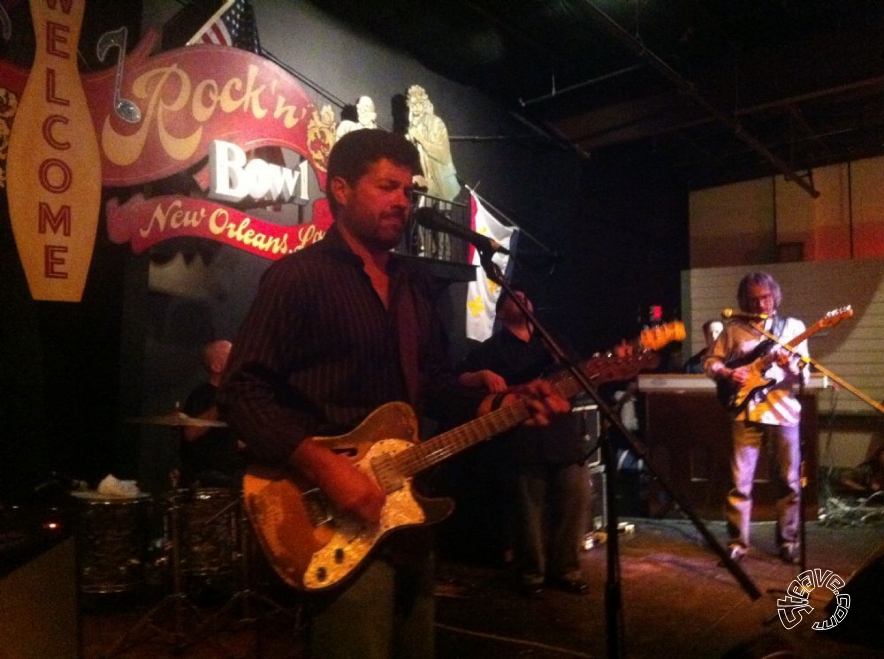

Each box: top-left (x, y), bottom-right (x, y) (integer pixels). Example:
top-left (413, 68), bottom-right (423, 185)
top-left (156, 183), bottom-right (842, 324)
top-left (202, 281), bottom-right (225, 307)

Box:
top-left (704, 272), bottom-right (810, 565)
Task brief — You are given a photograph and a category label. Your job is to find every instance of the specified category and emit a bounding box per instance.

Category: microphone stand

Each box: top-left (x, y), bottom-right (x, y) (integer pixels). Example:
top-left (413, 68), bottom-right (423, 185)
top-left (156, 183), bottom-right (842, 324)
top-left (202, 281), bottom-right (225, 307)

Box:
top-left (477, 252), bottom-right (762, 659)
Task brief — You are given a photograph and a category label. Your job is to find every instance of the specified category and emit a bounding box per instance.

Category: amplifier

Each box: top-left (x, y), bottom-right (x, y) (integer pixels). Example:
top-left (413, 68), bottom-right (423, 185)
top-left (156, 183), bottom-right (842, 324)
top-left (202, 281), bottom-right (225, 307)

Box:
top-left (573, 404), bottom-right (600, 465)
top-left (0, 537), bottom-right (77, 658)
top-left (637, 373), bottom-right (829, 393)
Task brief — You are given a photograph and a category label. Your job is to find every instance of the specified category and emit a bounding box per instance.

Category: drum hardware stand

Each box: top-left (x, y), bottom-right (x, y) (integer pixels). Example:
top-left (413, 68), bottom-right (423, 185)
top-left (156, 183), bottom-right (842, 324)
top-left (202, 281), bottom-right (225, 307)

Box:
top-left (103, 485), bottom-right (233, 658)
top-left (199, 497), bottom-right (302, 657)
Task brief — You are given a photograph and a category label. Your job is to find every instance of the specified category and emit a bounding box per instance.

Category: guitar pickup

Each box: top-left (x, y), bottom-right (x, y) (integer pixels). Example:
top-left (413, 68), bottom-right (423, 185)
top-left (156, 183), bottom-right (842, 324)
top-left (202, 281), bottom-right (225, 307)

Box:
top-left (302, 487), bottom-right (333, 526)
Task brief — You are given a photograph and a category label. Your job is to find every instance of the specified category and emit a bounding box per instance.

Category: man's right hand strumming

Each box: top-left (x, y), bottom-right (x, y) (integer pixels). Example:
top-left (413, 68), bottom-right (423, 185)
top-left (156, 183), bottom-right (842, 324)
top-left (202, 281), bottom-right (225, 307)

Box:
top-left (290, 438), bottom-right (386, 524)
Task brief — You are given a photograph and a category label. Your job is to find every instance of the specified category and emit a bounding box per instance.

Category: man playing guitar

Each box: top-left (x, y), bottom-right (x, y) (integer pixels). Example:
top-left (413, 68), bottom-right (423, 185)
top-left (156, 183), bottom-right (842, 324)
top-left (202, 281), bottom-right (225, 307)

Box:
top-left (704, 272), bottom-right (810, 565)
top-left (218, 129), bottom-right (568, 659)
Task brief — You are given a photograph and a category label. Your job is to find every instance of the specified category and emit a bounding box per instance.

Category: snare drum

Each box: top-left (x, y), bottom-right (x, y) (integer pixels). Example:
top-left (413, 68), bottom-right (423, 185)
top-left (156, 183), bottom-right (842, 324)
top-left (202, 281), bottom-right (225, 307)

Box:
top-left (71, 491), bottom-right (152, 594)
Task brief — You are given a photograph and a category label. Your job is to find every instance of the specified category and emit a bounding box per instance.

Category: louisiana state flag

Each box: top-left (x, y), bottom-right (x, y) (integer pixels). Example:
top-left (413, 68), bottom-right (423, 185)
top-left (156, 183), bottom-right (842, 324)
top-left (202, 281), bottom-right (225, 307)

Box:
top-left (465, 192), bottom-right (517, 341)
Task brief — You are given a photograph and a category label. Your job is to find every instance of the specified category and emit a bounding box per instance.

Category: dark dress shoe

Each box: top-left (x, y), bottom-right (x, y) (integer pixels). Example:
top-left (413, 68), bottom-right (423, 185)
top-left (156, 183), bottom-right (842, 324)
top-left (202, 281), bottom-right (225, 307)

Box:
top-left (779, 544), bottom-right (799, 564)
top-left (549, 577), bottom-right (589, 595)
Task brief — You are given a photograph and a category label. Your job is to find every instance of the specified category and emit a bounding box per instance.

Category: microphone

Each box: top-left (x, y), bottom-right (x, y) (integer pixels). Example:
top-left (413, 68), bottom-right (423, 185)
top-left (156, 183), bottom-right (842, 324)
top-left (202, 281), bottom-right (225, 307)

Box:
top-left (721, 308), bottom-right (769, 320)
top-left (412, 207), bottom-right (510, 255)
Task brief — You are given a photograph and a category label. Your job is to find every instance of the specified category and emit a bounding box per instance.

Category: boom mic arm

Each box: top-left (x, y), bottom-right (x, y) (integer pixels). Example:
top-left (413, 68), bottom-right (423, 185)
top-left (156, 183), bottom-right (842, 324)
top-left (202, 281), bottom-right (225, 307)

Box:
top-left (412, 207), bottom-right (509, 255)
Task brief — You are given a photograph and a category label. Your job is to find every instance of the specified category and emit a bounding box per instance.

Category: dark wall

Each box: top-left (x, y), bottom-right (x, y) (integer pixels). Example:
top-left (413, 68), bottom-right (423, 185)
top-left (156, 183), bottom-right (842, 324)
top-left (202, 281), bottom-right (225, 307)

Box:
top-left (0, 1), bottom-right (144, 503)
top-left (0, 0), bottom-right (689, 503)
top-left (563, 151), bottom-right (690, 356)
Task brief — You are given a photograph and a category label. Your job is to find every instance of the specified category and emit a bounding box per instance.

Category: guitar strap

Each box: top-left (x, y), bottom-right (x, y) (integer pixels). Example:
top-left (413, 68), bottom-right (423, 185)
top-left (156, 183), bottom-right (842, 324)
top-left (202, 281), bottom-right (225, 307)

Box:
top-left (771, 314), bottom-right (787, 345)
top-left (396, 281), bottom-right (421, 406)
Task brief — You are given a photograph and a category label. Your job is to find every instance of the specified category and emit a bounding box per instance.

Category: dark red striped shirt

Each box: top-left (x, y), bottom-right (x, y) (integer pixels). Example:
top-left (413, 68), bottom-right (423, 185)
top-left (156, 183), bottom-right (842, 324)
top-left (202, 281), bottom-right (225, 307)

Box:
top-left (218, 224), bottom-right (475, 465)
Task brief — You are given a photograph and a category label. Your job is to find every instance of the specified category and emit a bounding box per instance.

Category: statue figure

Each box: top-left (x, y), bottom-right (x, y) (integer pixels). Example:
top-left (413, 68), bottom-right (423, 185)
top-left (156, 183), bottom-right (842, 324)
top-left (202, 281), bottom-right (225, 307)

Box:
top-left (335, 95), bottom-right (378, 140)
top-left (405, 85), bottom-right (460, 201)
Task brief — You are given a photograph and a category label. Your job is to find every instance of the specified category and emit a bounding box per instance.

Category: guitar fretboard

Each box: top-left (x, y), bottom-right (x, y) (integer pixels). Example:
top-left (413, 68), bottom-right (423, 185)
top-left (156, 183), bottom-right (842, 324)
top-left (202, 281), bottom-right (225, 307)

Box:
top-left (390, 351), bottom-right (659, 478)
top-left (391, 401), bottom-right (530, 478)
top-left (387, 321), bottom-right (684, 479)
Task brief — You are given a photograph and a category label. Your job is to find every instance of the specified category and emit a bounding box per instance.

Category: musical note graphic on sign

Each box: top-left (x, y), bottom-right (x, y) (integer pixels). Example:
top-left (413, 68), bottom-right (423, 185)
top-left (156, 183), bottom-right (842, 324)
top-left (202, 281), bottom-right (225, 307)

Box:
top-left (96, 26), bottom-right (141, 124)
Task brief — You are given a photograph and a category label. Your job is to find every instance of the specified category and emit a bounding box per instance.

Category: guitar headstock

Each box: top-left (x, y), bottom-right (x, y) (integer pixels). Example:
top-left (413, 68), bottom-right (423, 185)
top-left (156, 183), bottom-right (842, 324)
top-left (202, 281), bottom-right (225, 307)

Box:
top-left (820, 305), bottom-right (853, 327)
top-left (573, 321), bottom-right (685, 389)
top-left (638, 321), bottom-right (686, 351)
top-left (584, 350), bottom-right (661, 385)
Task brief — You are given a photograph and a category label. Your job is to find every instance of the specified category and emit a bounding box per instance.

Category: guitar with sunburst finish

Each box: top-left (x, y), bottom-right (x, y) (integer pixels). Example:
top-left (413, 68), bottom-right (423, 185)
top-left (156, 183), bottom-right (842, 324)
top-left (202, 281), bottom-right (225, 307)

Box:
top-left (716, 306), bottom-right (852, 412)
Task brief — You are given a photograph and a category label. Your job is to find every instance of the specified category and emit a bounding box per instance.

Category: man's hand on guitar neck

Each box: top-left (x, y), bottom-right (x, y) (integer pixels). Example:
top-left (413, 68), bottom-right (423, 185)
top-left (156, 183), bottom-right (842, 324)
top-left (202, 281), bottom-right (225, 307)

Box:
top-left (458, 369), bottom-right (508, 392)
top-left (289, 438), bottom-right (386, 524)
top-left (773, 348), bottom-right (806, 376)
top-left (476, 378), bottom-right (571, 426)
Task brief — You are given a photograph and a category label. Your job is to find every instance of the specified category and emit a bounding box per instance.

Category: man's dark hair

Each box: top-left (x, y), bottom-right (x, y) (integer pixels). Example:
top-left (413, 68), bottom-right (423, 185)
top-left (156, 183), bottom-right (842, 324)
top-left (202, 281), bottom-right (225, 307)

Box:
top-left (325, 129), bottom-right (419, 217)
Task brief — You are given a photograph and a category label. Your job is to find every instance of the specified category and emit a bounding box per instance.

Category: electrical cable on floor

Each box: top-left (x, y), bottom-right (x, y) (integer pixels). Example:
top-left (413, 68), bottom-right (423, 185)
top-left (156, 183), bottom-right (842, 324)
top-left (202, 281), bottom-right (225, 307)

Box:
top-left (435, 622), bottom-right (595, 658)
top-left (817, 387), bottom-right (884, 527)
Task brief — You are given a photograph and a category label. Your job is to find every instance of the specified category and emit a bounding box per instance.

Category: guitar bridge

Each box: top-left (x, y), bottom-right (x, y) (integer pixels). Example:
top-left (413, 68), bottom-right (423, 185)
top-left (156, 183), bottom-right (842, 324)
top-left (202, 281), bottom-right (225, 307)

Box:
top-left (302, 487), bottom-right (333, 526)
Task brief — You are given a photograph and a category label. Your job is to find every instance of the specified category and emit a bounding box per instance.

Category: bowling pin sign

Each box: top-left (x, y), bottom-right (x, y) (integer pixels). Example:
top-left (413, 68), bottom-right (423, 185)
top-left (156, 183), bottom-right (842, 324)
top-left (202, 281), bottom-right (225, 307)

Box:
top-left (7, 0), bottom-right (102, 302)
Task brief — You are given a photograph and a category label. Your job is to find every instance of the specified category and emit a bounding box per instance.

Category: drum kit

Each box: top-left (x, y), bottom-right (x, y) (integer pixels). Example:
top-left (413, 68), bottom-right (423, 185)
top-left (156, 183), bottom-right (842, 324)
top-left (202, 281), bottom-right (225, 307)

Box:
top-left (74, 409), bottom-right (297, 656)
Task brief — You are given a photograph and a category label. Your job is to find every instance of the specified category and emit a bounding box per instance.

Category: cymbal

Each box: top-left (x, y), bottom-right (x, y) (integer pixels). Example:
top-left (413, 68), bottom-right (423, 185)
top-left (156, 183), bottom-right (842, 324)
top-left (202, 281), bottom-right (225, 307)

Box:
top-left (126, 413), bottom-right (228, 428)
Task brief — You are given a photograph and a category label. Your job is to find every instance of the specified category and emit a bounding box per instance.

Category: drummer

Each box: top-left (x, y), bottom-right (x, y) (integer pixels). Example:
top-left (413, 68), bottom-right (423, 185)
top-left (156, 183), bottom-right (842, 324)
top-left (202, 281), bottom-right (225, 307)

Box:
top-left (179, 340), bottom-right (244, 489)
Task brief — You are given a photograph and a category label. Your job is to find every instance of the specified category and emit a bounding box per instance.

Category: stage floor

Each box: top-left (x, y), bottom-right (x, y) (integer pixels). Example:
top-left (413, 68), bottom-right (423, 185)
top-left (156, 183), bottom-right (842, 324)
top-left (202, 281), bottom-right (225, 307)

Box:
top-left (79, 508), bottom-right (883, 659)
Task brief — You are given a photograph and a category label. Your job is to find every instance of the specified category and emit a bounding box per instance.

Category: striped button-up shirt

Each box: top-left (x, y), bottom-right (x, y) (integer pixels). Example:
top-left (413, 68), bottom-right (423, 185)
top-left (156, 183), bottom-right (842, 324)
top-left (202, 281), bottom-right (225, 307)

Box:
top-left (219, 224), bottom-right (475, 465)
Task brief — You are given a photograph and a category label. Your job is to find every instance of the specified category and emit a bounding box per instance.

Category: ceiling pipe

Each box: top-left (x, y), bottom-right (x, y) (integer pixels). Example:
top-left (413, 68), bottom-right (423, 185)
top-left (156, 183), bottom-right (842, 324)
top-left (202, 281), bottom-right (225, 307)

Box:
top-left (519, 64), bottom-right (645, 107)
top-left (578, 0), bottom-right (819, 197)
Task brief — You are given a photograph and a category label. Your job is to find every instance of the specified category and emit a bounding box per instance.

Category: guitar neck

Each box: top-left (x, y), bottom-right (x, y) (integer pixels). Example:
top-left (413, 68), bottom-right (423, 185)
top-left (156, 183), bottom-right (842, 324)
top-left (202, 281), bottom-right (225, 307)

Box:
top-left (545, 351), bottom-right (655, 401)
top-left (777, 321), bottom-right (816, 352)
top-left (391, 400), bottom-right (531, 478)
top-left (392, 353), bottom-right (660, 478)
top-left (756, 318), bottom-right (819, 367)
top-left (389, 322), bottom-right (681, 479)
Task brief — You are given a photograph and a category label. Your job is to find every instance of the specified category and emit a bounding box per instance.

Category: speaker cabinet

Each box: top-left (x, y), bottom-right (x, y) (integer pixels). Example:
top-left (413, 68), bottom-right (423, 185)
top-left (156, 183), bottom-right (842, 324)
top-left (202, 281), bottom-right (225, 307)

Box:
top-left (643, 392), bottom-right (819, 520)
top-left (0, 537), bottom-right (78, 658)
top-left (823, 542), bottom-right (884, 648)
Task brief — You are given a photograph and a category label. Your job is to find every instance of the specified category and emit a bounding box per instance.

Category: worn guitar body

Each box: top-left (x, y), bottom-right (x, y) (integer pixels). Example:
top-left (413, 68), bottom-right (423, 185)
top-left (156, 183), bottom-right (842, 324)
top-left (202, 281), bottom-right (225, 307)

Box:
top-left (243, 402), bottom-right (453, 592)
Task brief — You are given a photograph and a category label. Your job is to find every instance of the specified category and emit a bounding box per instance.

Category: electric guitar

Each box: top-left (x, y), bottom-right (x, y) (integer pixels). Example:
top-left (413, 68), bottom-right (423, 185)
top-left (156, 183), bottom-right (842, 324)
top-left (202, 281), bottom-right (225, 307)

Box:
top-left (242, 321), bottom-right (685, 592)
top-left (716, 306), bottom-right (852, 412)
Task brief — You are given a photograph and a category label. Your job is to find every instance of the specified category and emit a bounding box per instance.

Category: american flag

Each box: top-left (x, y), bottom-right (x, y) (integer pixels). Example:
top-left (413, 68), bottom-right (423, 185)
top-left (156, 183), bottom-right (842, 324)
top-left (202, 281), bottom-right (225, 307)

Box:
top-left (187, 0), bottom-right (261, 54)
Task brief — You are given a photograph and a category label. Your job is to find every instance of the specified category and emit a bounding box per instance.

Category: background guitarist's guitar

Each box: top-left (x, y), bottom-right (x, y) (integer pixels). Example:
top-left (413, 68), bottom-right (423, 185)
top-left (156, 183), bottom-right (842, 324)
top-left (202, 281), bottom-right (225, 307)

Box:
top-left (242, 321), bottom-right (685, 592)
top-left (717, 306), bottom-right (852, 413)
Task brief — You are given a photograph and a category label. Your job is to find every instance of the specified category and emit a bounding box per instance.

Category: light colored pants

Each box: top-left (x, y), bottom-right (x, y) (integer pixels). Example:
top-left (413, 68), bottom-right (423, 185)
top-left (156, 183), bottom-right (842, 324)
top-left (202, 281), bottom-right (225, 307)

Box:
top-left (726, 420), bottom-right (801, 549)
